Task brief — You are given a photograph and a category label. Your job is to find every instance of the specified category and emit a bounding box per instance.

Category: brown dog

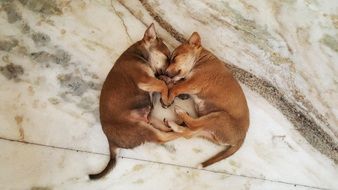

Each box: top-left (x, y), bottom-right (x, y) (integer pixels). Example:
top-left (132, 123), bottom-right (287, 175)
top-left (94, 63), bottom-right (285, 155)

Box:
top-left (163, 32), bottom-right (250, 168)
top-left (89, 24), bottom-right (181, 179)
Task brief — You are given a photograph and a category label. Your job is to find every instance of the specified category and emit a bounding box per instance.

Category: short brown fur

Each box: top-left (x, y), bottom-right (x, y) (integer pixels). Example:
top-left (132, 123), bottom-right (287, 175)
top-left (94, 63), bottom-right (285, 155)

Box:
top-left (164, 32), bottom-right (250, 168)
top-left (89, 24), bottom-right (182, 179)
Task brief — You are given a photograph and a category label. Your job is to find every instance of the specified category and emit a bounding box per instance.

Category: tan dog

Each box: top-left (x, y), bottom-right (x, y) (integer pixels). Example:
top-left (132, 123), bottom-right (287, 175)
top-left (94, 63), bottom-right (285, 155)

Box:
top-left (163, 32), bottom-right (250, 168)
top-left (89, 24), bottom-right (181, 179)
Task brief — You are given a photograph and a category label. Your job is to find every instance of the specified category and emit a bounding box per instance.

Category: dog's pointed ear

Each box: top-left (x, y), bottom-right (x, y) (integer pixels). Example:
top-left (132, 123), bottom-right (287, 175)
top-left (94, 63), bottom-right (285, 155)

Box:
top-left (188, 32), bottom-right (201, 47)
top-left (143, 23), bottom-right (157, 43)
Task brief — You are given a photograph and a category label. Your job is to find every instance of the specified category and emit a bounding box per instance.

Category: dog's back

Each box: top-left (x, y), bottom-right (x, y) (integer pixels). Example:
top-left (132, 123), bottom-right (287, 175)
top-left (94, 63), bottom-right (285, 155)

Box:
top-left (194, 50), bottom-right (249, 127)
top-left (99, 44), bottom-right (157, 148)
top-left (90, 24), bottom-right (179, 179)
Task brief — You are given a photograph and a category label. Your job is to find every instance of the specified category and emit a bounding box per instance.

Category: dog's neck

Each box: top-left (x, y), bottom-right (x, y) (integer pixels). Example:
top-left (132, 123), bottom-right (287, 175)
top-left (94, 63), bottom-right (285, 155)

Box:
top-left (194, 48), bottom-right (214, 68)
top-left (124, 41), bottom-right (149, 63)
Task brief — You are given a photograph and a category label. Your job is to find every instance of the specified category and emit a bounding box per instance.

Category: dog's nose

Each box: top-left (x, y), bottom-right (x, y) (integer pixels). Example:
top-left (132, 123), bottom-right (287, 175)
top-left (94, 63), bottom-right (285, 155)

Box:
top-left (167, 69), bottom-right (181, 78)
top-left (155, 69), bottom-right (165, 77)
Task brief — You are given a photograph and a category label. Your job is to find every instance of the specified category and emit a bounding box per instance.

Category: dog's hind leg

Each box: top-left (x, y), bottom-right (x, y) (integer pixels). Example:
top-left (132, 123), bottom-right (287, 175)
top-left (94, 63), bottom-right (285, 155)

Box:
top-left (164, 119), bottom-right (196, 139)
top-left (173, 106), bottom-right (225, 131)
top-left (141, 122), bottom-right (182, 144)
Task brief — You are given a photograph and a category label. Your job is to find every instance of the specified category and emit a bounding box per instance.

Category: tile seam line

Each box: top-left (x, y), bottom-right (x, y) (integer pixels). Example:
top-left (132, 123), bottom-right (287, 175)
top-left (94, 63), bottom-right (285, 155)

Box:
top-left (120, 156), bottom-right (332, 190)
top-left (0, 2), bottom-right (334, 189)
top-left (0, 137), bottom-right (108, 156)
top-left (0, 137), bottom-right (331, 190)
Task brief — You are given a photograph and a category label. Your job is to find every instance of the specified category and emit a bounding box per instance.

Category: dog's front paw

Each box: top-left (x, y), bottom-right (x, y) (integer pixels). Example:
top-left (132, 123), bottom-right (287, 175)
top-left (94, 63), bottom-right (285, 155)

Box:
top-left (174, 105), bottom-right (188, 115)
top-left (164, 119), bottom-right (184, 133)
top-left (158, 75), bottom-right (172, 84)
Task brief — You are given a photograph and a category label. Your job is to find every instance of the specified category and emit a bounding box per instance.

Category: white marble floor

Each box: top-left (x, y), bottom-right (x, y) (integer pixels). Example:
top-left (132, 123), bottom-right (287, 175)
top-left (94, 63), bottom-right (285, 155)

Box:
top-left (0, 1), bottom-right (337, 190)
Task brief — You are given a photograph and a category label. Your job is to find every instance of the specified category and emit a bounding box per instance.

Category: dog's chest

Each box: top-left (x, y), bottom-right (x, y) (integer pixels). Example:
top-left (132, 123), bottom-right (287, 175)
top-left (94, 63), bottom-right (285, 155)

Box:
top-left (190, 95), bottom-right (206, 112)
top-left (144, 65), bottom-right (155, 77)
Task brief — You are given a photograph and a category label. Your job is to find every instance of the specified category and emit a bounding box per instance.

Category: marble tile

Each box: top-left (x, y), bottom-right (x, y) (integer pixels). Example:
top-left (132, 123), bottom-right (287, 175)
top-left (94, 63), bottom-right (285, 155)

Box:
top-left (0, 1), bottom-right (337, 190)
top-left (0, 140), bottom-right (322, 190)
top-left (118, 86), bottom-right (338, 189)
top-left (0, 0), bottom-right (150, 152)
top-left (0, 139), bottom-right (105, 189)
top-left (138, 0), bottom-right (338, 140)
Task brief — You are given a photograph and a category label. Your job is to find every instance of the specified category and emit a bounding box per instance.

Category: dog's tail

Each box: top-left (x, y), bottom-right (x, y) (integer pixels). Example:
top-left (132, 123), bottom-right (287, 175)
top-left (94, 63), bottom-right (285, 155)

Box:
top-left (89, 145), bottom-right (117, 180)
top-left (201, 140), bottom-right (244, 168)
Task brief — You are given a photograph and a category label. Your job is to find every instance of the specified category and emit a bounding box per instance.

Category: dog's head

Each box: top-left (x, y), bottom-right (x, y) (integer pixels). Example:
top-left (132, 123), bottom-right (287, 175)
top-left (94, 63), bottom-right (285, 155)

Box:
top-left (166, 32), bottom-right (202, 81)
top-left (141, 24), bottom-right (170, 75)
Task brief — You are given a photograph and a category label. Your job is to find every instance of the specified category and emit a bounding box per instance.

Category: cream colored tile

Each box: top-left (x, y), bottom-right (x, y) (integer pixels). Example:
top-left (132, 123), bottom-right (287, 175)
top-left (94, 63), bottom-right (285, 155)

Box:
top-left (0, 139), bottom-right (316, 190)
top-left (0, 0), bottom-right (149, 152)
top-left (0, 1), bottom-right (336, 190)
top-left (116, 86), bottom-right (338, 189)
top-left (141, 0), bottom-right (338, 140)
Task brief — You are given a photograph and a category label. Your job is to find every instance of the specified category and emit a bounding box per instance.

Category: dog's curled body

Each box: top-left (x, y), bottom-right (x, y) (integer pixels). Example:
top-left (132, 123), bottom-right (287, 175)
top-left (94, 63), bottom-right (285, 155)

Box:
top-left (89, 24), bottom-right (180, 179)
top-left (165, 32), bottom-right (250, 168)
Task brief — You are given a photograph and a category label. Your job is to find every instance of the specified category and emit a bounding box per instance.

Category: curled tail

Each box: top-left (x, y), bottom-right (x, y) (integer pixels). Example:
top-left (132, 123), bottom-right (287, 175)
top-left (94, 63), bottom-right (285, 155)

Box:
top-left (89, 145), bottom-right (117, 180)
top-left (201, 140), bottom-right (244, 168)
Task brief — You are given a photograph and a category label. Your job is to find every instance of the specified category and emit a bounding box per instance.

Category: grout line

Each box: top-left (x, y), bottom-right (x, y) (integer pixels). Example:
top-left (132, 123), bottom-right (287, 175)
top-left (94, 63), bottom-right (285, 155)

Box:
top-left (0, 2), bottom-right (334, 190)
top-left (0, 137), bottom-right (108, 156)
top-left (0, 2), bottom-right (333, 190)
top-left (0, 137), bottom-right (332, 190)
top-left (119, 156), bottom-right (332, 190)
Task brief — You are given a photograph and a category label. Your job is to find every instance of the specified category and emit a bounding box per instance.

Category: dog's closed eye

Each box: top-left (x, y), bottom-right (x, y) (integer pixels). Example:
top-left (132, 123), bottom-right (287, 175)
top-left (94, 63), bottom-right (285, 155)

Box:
top-left (170, 55), bottom-right (177, 63)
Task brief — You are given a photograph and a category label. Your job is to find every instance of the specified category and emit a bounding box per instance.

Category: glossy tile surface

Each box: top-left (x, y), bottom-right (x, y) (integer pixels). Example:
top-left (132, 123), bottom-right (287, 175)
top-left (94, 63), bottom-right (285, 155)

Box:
top-left (0, 1), bottom-right (337, 190)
